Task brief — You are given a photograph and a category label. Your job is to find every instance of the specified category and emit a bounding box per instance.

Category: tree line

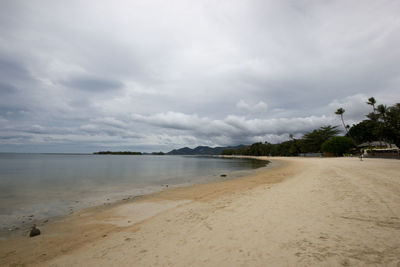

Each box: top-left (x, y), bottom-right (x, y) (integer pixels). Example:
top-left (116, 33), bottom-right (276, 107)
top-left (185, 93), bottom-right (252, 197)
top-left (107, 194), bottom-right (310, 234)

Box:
top-left (94, 151), bottom-right (142, 155)
top-left (222, 98), bottom-right (399, 157)
top-left (345, 97), bottom-right (400, 148)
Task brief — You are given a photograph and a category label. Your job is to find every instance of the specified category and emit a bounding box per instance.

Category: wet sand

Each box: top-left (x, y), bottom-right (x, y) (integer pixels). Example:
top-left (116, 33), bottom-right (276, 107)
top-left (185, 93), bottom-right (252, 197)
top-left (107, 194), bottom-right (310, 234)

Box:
top-left (1, 157), bottom-right (400, 266)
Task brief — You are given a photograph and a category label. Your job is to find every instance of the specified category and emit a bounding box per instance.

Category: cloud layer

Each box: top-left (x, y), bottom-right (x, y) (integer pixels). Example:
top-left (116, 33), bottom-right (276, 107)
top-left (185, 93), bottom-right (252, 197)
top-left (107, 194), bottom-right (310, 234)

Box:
top-left (0, 0), bottom-right (399, 152)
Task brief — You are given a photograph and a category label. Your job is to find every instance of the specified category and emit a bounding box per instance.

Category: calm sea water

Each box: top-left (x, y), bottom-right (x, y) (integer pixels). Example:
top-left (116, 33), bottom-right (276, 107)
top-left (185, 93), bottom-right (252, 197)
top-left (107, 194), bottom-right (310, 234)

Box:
top-left (0, 153), bottom-right (267, 231)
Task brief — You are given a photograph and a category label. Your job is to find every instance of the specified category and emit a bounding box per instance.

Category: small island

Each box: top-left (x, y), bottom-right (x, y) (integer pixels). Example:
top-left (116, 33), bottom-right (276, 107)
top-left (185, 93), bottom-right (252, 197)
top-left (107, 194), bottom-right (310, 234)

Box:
top-left (151, 152), bottom-right (165, 155)
top-left (93, 151), bottom-right (142, 155)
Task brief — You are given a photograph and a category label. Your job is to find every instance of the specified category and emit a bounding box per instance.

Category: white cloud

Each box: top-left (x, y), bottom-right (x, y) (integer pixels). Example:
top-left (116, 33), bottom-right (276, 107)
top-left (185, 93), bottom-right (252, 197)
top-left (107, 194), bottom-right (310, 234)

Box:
top-left (236, 100), bottom-right (268, 113)
top-left (131, 111), bottom-right (337, 143)
top-left (328, 94), bottom-right (372, 123)
top-left (132, 112), bottom-right (210, 131)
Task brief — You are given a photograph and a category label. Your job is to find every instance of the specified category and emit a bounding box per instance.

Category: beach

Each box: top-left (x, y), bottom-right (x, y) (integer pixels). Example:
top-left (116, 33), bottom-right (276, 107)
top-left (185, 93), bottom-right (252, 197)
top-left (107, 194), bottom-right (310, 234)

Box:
top-left (1, 157), bottom-right (400, 266)
top-left (0, 154), bottom-right (266, 231)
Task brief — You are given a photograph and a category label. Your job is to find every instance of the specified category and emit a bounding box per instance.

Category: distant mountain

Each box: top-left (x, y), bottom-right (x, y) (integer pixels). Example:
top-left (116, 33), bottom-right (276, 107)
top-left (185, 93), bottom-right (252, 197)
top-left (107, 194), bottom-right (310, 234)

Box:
top-left (167, 145), bottom-right (246, 155)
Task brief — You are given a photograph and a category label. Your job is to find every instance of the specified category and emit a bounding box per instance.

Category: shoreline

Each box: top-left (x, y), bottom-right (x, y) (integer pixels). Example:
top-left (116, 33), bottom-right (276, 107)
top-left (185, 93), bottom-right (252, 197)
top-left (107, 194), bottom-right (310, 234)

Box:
top-left (1, 157), bottom-right (400, 266)
top-left (0, 156), bottom-right (271, 239)
top-left (0, 158), bottom-right (287, 263)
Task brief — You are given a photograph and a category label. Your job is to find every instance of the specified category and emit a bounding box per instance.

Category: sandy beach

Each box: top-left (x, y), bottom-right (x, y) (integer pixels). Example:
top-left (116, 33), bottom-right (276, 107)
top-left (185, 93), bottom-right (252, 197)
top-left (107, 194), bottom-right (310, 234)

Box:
top-left (1, 157), bottom-right (400, 266)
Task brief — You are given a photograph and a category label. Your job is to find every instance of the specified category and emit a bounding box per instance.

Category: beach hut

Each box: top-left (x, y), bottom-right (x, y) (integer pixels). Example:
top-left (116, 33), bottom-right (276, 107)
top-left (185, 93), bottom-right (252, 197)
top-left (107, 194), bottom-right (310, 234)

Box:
top-left (357, 141), bottom-right (398, 149)
top-left (357, 141), bottom-right (399, 159)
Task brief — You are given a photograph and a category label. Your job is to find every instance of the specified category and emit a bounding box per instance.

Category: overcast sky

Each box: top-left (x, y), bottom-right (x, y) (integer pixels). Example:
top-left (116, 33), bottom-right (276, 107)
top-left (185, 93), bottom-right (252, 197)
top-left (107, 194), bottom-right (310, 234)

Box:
top-left (0, 0), bottom-right (399, 153)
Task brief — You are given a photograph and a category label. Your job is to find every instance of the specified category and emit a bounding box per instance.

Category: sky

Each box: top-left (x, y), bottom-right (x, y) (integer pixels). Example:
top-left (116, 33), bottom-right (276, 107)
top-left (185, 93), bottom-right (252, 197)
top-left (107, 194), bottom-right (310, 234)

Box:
top-left (0, 0), bottom-right (399, 153)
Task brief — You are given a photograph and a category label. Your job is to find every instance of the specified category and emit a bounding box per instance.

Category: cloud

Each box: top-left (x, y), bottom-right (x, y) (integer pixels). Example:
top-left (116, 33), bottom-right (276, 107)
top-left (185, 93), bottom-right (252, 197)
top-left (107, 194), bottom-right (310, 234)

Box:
top-left (131, 111), bottom-right (337, 144)
top-left (328, 94), bottom-right (372, 123)
top-left (0, 58), bottom-right (31, 82)
top-left (0, 116), bottom-right (8, 124)
top-left (61, 76), bottom-right (123, 92)
top-left (0, 0), bottom-right (399, 152)
top-left (0, 82), bottom-right (17, 94)
top-left (132, 112), bottom-right (208, 131)
top-left (236, 100), bottom-right (268, 113)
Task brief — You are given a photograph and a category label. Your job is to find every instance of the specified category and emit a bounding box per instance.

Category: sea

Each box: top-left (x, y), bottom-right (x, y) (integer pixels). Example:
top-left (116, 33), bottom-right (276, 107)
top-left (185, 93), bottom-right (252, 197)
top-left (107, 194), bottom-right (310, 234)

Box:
top-left (0, 153), bottom-right (267, 233)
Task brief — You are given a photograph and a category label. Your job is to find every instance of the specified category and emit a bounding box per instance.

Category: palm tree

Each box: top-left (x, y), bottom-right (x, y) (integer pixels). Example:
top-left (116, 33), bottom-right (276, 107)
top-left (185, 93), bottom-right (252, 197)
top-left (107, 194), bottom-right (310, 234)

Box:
top-left (377, 104), bottom-right (388, 119)
top-left (335, 108), bottom-right (347, 133)
top-left (335, 108), bottom-right (355, 143)
top-left (377, 104), bottom-right (389, 147)
top-left (367, 97), bottom-right (377, 112)
top-left (365, 97), bottom-right (380, 146)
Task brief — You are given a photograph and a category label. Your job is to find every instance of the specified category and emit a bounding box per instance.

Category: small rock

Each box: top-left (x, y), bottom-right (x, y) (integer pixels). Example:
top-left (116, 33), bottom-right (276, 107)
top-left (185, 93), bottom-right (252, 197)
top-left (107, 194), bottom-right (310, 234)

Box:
top-left (220, 174), bottom-right (227, 177)
top-left (43, 219), bottom-right (49, 223)
top-left (29, 225), bottom-right (41, 237)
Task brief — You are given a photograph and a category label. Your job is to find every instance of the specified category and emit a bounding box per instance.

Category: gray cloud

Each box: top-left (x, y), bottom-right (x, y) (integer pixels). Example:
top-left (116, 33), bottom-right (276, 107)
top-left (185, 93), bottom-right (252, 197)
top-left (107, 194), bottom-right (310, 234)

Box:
top-left (131, 111), bottom-right (336, 145)
top-left (61, 76), bottom-right (124, 92)
top-left (0, 82), bottom-right (17, 94)
top-left (0, 58), bottom-right (30, 81)
top-left (0, 0), bottom-right (399, 152)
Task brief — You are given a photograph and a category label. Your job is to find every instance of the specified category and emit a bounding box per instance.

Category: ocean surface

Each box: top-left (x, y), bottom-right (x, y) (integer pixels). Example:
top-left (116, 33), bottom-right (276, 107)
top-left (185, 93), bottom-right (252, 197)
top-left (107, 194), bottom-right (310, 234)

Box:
top-left (0, 153), bottom-right (267, 232)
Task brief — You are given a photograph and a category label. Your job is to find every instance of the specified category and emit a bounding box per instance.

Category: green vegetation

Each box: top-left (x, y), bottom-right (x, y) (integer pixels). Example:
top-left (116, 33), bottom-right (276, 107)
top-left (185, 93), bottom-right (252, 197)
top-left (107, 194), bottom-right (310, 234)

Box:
top-left (94, 151), bottom-right (142, 155)
top-left (347, 120), bottom-right (377, 145)
top-left (321, 136), bottom-right (355, 156)
top-left (151, 152), bottom-right (165, 155)
top-left (220, 148), bottom-right (236, 155)
top-left (302, 125), bottom-right (340, 153)
top-left (222, 98), bottom-right (399, 157)
top-left (222, 125), bottom-right (339, 156)
top-left (348, 101), bottom-right (400, 147)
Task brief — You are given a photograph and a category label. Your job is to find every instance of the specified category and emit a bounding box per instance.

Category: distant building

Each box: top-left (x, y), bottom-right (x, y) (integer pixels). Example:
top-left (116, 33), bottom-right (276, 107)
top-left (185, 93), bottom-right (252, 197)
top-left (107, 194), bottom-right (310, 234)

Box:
top-left (358, 141), bottom-right (399, 159)
top-left (357, 141), bottom-right (398, 149)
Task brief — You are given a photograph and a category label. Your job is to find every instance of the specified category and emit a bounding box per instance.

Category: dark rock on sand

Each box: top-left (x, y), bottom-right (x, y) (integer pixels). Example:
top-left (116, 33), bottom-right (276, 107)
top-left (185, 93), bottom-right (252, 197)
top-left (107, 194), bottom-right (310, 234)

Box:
top-left (29, 225), bottom-right (41, 237)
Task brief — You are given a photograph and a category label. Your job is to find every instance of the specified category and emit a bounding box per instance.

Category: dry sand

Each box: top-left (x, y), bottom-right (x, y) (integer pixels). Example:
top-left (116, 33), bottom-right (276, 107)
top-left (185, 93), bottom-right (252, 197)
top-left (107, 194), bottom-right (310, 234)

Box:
top-left (1, 157), bottom-right (400, 266)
